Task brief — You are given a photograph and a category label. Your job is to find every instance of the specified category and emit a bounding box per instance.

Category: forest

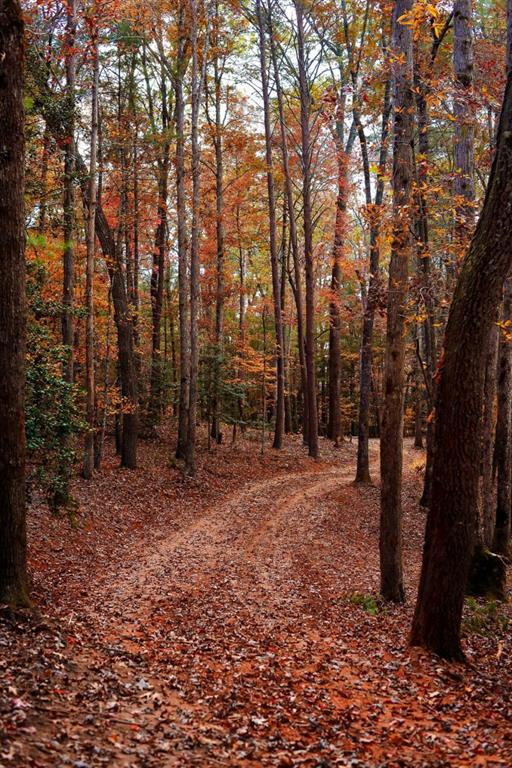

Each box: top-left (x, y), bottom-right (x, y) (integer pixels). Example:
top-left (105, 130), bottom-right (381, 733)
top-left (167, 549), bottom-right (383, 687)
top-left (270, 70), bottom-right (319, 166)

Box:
top-left (1, 0), bottom-right (512, 764)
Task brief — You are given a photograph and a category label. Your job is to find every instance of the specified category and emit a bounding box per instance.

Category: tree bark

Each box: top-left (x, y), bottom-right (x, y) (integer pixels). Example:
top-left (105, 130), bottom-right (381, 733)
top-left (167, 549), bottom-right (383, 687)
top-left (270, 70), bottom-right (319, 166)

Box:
top-left (268, 4), bottom-right (308, 446)
top-left (147, 63), bottom-right (170, 432)
top-left (257, 0), bottom-right (285, 450)
top-left (493, 279), bottom-right (512, 555)
top-left (0, 0), bottom-right (29, 607)
top-left (295, 0), bottom-right (318, 458)
top-left (185, 0), bottom-right (209, 475)
top-left (327, 140), bottom-right (347, 444)
top-left (356, 75), bottom-right (392, 482)
top-left (379, 0), bottom-right (414, 603)
top-left (61, 0), bottom-right (76, 384)
top-left (83, 19), bottom-right (99, 480)
top-left (410, 71), bottom-right (512, 661)
top-left (174, 3), bottom-right (190, 461)
top-left (453, 0), bottom-right (475, 264)
top-left (481, 321), bottom-right (499, 547)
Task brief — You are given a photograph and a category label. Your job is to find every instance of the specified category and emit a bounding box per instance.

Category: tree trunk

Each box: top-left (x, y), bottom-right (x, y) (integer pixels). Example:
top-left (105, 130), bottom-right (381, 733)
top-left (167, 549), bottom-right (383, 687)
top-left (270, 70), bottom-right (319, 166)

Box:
top-left (327, 141), bottom-right (347, 444)
top-left (210, 4), bottom-right (225, 445)
top-left (453, 0), bottom-right (475, 264)
top-left (379, 0), bottom-right (414, 603)
top-left (410, 70), bottom-right (512, 661)
top-left (493, 279), bottom-right (512, 556)
top-left (295, 0), bottom-right (318, 458)
top-left (147, 67), bottom-right (170, 432)
top-left (62, 0), bottom-right (76, 384)
top-left (174, 3), bottom-right (190, 461)
top-left (83, 22), bottom-right (99, 480)
top-left (481, 321), bottom-right (499, 547)
top-left (257, 0), bottom-right (285, 450)
top-left (0, 0), bottom-right (29, 607)
top-left (268, 3), bottom-right (308, 446)
top-left (355, 73), bottom-right (392, 483)
top-left (185, 0), bottom-right (209, 475)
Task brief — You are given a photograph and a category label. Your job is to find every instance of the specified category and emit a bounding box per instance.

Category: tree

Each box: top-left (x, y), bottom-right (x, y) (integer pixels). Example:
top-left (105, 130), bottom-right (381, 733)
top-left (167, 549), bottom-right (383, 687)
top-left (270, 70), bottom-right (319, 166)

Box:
top-left (83, 9), bottom-right (99, 479)
top-left (256, 0), bottom-right (285, 450)
top-left (295, 0), bottom-right (319, 459)
top-left (379, 0), bottom-right (414, 603)
top-left (410, 69), bottom-right (512, 662)
top-left (62, 0), bottom-right (77, 384)
top-left (0, 0), bottom-right (30, 607)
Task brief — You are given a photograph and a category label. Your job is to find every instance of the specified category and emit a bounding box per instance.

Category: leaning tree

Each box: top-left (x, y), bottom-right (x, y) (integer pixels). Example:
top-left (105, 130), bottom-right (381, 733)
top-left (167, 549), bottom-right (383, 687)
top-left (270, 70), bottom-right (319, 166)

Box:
top-left (410, 69), bottom-right (512, 661)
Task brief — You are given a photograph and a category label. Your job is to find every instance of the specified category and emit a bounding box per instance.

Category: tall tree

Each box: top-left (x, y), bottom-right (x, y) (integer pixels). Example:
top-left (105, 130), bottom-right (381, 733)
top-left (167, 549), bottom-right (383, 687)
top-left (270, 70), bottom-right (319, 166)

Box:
top-left (147, 49), bottom-right (171, 432)
top-left (174, 1), bottom-right (191, 461)
top-left (410, 68), bottom-right (512, 661)
top-left (256, 0), bottom-right (285, 450)
top-left (379, 0), bottom-right (414, 602)
top-left (268, 1), bottom-right (308, 445)
top-left (295, 0), bottom-right (319, 458)
top-left (83, 11), bottom-right (99, 479)
top-left (62, 0), bottom-right (77, 383)
top-left (185, 0), bottom-right (209, 475)
top-left (452, 0), bottom-right (475, 263)
top-left (0, 0), bottom-right (29, 606)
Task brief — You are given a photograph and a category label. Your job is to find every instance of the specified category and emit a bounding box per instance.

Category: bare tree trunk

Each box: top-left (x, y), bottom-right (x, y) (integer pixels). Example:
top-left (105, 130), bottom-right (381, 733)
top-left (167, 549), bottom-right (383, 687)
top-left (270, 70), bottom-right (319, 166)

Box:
top-left (379, 0), bottom-right (414, 603)
top-left (257, 0), bottom-right (285, 450)
top-left (327, 139), bottom-right (347, 444)
top-left (493, 280), bottom-right (512, 555)
top-left (83, 20), bottom-right (99, 479)
top-left (62, 0), bottom-right (76, 384)
top-left (268, 3), bottom-right (308, 445)
top-left (174, 2), bottom-right (190, 460)
top-left (413, 41), bottom-right (438, 507)
top-left (211, 8), bottom-right (225, 444)
top-left (355, 77), bottom-right (392, 483)
top-left (185, 0), bottom-right (210, 475)
top-left (410, 70), bottom-right (512, 661)
top-left (147, 64), bottom-right (170, 432)
top-left (295, 0), bottom-right (318, 458)
top-left (0, 0), bottom-right (29, 606)
top-left (453, 0), bottom-right (475, 263)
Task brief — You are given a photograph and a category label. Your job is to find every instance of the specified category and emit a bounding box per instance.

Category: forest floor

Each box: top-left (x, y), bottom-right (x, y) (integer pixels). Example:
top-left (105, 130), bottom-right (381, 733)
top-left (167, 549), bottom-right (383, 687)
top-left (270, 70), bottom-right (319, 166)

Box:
top-left (1, 431), bottom-right (511, 768)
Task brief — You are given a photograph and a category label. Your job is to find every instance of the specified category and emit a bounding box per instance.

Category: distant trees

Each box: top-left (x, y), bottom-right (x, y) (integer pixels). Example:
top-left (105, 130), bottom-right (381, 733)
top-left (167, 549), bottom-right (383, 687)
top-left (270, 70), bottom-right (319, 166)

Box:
top-left (0, 0), bottom-right (29, 607)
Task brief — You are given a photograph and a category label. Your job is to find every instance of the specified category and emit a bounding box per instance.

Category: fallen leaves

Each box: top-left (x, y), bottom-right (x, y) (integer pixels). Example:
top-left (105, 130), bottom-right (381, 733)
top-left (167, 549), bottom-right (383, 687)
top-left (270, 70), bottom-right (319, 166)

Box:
top-left (0, 431), bottom-right (510, 766)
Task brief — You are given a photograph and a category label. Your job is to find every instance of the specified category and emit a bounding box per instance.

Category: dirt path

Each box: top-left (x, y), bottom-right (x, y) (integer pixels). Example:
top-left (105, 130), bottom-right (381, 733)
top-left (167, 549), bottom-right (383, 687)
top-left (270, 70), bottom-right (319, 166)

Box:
top-left (2, 438), bottom-right (511, 767)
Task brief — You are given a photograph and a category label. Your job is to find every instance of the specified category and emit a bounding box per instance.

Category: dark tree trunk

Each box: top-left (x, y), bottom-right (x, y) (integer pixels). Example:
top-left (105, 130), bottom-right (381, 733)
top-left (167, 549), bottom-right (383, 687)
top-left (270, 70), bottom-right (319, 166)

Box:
top-left (493, 279), bottom-right (512, 556)
top-left (147, 68), bottom-right (170, 432)
top-left (379, 0), bottom-right (414, 603)
top-left (295, 0), bottom-right (318, 458)
top-left (61, 0), bottom-right (76, 384)
top-left (0, 0), bottom-right (29, 607)
top-left (410, 71), bottom-right (512, 661)
top-left (453, 0), bottom-right (475, 259)
top-left (481, 322), bottom-right (499, 547)
top-left (327, 142), bottom-right (347, 444)
top-left (185, 0), bottom-right (209, 475)
top-left (174, 3), bottom-right (190, 461)
top-left (210, 3), bottom-right (225, 445)
top-left (268, 4), bottom-right (308, 446)
top-left (257, 0), bottom-right (285, 450)
top-left (83, 23), bottom-right (99, 480)
top-left (355, 75), bottom-right (392, 483)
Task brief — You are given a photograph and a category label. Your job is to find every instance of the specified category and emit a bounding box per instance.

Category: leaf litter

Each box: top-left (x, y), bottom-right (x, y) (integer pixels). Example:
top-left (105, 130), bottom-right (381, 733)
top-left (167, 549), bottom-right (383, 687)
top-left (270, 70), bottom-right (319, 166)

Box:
top-left (0, 430), bottom-right (510, 767)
